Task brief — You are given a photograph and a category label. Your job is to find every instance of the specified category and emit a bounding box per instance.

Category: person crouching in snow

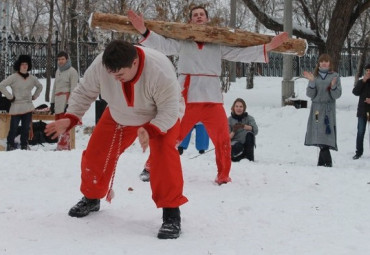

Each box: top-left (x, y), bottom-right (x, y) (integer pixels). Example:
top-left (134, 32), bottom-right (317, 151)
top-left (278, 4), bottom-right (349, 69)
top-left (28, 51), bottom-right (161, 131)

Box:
top-left (228, 98), bottom-right (258, 162)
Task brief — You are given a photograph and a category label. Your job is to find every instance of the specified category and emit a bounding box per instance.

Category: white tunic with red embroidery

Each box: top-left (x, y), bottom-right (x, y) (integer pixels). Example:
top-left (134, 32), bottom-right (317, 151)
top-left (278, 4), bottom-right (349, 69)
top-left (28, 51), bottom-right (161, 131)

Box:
top-left (67, 46), bottom-right (183, 134)
top-left (140, 31), bottom-right (268, 104)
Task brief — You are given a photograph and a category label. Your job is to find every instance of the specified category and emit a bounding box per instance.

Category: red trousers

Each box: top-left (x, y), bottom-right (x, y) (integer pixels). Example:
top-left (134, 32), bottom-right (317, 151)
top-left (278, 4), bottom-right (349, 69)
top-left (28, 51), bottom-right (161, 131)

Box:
top-left (146, 103), bottom-right (231, 183)
top-left (80, 108), bottom-right (188, 208)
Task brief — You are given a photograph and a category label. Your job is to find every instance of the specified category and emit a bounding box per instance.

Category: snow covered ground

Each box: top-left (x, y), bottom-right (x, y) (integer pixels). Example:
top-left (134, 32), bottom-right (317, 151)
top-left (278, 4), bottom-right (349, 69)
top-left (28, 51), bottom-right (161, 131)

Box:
top-left (1, 76), bottom-right (370, 255)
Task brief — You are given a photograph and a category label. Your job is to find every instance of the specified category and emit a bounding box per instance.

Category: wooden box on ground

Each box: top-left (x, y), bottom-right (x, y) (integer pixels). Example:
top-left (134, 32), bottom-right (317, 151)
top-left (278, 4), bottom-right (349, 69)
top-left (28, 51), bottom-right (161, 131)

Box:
top-left (0, 113), bottom-right (75, 151)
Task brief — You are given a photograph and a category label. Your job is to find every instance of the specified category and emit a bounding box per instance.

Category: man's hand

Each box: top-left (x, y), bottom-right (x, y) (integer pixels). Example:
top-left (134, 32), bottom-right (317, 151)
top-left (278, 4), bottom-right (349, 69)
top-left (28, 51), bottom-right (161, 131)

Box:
top-left (127, 10), bottom-right (147, 34)
top-left (137, 127), bottom-right (149, 152)
top-left (265, 32), bottom-right (289, 52)
top-left (45, 118), bottom-right (71, 139)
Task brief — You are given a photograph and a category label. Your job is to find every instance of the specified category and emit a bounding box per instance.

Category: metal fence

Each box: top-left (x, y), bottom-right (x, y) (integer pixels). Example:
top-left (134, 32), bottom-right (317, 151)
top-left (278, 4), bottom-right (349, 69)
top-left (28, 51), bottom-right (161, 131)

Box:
top-left (0, 36), bottom-right (369, 83)
top-left (0, 34), bottom-right (99, 82)
top-left (237, 44), bottom-right (370, 77)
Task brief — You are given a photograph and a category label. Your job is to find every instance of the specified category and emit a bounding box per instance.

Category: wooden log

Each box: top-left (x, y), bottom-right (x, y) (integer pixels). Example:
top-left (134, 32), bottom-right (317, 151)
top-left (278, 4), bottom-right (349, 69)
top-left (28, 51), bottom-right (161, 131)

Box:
top-left (90, 12), bottom-right (307, 57)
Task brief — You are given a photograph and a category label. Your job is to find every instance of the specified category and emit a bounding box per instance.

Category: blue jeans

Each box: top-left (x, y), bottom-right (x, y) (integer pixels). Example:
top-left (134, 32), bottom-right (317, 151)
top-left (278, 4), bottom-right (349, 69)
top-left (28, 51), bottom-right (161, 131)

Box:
top-left (180, 123), bottom-right (209, 151)
top-left (355, 116), bottom-right (367, 156)
top-left (7, 112), bottom-right (32, 147)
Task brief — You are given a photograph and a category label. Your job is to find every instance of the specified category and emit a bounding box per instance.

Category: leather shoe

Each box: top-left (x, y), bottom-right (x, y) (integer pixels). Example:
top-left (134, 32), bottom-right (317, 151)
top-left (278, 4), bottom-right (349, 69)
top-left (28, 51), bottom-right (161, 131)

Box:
top-left (352, 154), bottom-right (361, 160)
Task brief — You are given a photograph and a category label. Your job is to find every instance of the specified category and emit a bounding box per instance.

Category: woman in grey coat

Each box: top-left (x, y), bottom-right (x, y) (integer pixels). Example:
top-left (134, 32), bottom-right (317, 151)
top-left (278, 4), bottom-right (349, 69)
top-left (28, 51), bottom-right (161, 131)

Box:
top-left (0, 55), bottom-right (43, 150)
top-left (228, 98), bottom-right (258, 162)
top-left (303, 54), bottom-right (342, 167)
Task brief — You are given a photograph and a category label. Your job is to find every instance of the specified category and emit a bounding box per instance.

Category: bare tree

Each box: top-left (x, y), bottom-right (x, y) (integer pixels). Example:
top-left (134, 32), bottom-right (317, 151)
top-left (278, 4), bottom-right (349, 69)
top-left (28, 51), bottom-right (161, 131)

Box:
top-left (69, 0), bottom-right (78, 70)
top-left (45, 0), bottom-right (54, 102)
top-left (241, 0), bottom-right (370, 71)
top-left (10, 0), bottom-right (48, 38)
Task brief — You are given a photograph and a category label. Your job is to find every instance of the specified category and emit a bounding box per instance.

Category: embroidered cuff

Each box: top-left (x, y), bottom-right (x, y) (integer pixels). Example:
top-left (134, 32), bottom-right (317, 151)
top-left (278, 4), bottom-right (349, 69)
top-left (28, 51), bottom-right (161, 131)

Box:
top-left (141, 29), bottom-right (150, 38)
top-left (263, 44), bottom-right (268, 63)
top-left (308, 81), bottom-right (316, 89)
top-left (64, 113), bottom-right (82, 132)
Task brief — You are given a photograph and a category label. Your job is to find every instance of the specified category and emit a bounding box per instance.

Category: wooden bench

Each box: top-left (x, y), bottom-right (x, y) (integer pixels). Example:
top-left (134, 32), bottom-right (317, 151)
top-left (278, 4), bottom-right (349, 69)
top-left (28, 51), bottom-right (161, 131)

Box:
top-left (0, 113), bottom-right (75, 151)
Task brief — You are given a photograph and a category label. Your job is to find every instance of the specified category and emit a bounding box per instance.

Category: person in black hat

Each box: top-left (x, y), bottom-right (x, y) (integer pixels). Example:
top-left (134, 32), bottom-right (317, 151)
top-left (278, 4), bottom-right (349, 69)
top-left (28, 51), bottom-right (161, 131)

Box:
top-left (352, 63), bottom-right (370, 159)
top-left (0, 54), bottom-right (43, 150)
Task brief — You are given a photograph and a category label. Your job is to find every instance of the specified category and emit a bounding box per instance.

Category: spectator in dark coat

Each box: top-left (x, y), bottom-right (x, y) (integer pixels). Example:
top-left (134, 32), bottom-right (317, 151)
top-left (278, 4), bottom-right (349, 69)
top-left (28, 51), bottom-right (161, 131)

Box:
top-left (228, 98), bottom-right (258, 162)
top-left (352, 63), bottom-right (370, 159)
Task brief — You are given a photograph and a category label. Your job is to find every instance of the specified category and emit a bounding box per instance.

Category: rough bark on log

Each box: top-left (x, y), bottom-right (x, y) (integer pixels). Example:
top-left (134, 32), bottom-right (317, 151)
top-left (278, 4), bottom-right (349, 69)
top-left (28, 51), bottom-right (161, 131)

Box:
top-left (89, 12), bottom-right (307, 57)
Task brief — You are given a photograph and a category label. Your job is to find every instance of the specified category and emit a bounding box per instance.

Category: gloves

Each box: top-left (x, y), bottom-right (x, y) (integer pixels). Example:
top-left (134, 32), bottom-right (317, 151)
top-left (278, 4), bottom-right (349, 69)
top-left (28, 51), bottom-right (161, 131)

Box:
top-left (232, 123), bottom-right (244, 132)
top-left (50, 103), bottom-right (55, 114)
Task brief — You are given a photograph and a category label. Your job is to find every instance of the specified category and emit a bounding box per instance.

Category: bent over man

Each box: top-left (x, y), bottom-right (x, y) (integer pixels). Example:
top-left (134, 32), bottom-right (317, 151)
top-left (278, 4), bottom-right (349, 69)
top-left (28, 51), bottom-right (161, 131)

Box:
top-left (45, 40), bottom-right (188, 239)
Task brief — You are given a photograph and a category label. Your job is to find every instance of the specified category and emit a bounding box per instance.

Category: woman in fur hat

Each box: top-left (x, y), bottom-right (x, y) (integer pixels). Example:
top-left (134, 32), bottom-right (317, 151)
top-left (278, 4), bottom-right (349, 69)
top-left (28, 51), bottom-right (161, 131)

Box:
top-left (0, 54), bottom-right (43, 150)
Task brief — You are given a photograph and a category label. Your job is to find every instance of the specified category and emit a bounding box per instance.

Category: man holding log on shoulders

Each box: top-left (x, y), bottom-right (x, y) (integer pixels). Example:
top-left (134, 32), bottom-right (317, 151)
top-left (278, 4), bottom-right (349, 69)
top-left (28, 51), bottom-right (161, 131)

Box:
top-left (128, 6), bottom-right (289, 185)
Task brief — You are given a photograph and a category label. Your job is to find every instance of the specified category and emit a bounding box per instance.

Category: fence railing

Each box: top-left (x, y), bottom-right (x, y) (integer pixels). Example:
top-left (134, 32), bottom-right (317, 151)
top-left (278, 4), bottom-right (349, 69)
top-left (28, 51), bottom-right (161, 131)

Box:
top-left (0, 34), bottom-right (99, 82)
top-left (237, 44), bottom-right (370, 77)
top-left (0, 35), bottom-right (368, 83)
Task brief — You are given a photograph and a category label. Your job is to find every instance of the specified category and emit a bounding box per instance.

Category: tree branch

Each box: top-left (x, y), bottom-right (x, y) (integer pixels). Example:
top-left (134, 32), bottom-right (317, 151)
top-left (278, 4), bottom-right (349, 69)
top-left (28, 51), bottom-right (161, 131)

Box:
top-left (240, 0), bottom-right (325, 47)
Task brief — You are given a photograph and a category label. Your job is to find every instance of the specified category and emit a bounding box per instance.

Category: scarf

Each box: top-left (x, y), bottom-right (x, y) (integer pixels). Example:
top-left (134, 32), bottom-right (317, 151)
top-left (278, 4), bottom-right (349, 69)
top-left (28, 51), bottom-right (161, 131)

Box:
top-left (18, 71), bottom-right (29, 79)
top-left (231, 112), bottom-right (248, 122)
top-left (58, 59), bottom-right (72, 72)
top-left (318, 67), bottom-right (329, 80)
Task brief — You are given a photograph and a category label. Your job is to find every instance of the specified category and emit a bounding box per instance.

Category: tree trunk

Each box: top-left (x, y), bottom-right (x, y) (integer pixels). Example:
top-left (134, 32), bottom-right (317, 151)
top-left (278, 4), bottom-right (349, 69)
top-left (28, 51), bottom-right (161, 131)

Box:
top-left (354, 37), bottom-right (369, 85)
top-left (246, 63), bottom-right (255, 89)
top-left (45, 0), bottom-right (54, 103)
top-left (69, 0), bottom-right (78, 71)
top-left (325, 0), bottom-right (358, 71)
top-left (89, 12), bottom-right (307, 56)
top-left (60, 0), bottom-right (67, 50)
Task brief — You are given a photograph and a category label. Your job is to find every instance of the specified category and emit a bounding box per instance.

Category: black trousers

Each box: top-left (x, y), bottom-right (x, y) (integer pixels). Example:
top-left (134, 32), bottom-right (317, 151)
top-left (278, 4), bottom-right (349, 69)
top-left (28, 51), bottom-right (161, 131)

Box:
top-left (7, 112), bottom-right (32, 147)
top-left (231, 133), bottom-right (255, 162)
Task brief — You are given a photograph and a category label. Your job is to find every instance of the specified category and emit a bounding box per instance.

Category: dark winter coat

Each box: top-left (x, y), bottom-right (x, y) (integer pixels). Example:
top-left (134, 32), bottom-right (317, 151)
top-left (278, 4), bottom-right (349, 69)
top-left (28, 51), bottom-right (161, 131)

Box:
top-left (228, 112), bottom-right (258, 144)
top-left (352, 78), bottom-right (370, 118)
top-left (304, 71), bottom-right (342, 150)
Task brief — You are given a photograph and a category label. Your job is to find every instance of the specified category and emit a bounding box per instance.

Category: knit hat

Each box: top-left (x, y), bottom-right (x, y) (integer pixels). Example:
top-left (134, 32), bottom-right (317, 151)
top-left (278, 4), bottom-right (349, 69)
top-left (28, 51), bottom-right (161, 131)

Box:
top-left (13, 55), bottom-right (32, 71)
top-left (365, 63), bottom-right (370, 70)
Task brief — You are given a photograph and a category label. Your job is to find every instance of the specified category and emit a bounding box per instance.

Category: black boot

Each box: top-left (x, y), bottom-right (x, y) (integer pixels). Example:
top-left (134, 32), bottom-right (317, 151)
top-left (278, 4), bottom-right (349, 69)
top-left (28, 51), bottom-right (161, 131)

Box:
top-left (231, 142), bottom-right (244, 162)
top-left (139, 168), bottom-right (150, 182)
top-left (178, 146), bottom-right (184, 155)
top-left (352, 153), bottom-right (361, 160)
top-left (6, 143), bottom-right (15, 151)
top-left (68, 196), bottom-right (100, 218)
top-left (157, 207), bottom-right (181, 239)
top-left (320, 147), bottom-right (332, 167)
top-left (244, 133), bottom-right (255, 161)
top-left (317, 150), bottom-right (324, 166)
